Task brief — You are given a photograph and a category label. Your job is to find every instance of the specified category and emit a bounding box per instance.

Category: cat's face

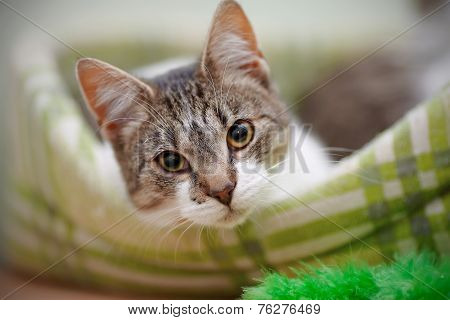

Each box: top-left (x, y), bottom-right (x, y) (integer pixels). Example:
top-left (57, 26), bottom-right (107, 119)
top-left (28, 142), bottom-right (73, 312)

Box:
top-left (76, 0), bottom-right (289, 227)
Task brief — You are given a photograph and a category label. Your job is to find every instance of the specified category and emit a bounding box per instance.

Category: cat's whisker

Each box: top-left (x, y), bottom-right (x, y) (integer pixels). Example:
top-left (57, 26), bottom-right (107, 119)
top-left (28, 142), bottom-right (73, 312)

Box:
top-left (323, 153), bottom-right (349, 159)
top-left (322, 151), bottom-right (353, 156)
top-left (265, 157), bottom-right (289, 172)
top-left (320, 147), bottom-right (357, 153)
top-left (205, 226), bottom-right (214, 245)
top-left (265, 203), bottom-right (287, 228)
top-left (219, 56), bottom-right (231, 109)
top-left (248, 195), bottom-right (286, 228)
top-left (266, 170), bottom-right (289, 180)
top-left (223, 73), bottom-right (237, 107)
top-left (92, 96), bottom-right (169, 137)
top-left (248, 214), bottom-right (264, 232)
top-left (97, 117), bottom-right (153, 134)
top-left (98, 87), bottom-right (173, 133)
top-left (118, 90), bottom-right (174, 133)
top-left (105, 220), bottom-right (144, 260)
top-left (155, 218), bottom-right (190, 263)
top-left (235, 224), bottom-right (244, 237)
top-left (174, 221), bottom-right (196, 262)
top-left (98, 202), bottom-right (163, 261)
top-left (202, 63), bottom-right (220, 115)
top-left (196, 225), bottom-right (206, 257)
top-left (343, 171), bottom-right (382, 184)
top-left (135, 203), bottom-right (192, 258)
top-left (115, 217), bottom-right (168, 260)
top-left (221, 228), bottom-right (226, 243)
top-left (141, 215), bottom-right (178, 246)
top-left (142, 204), bottom-right (188, 231)
top-left (329, 160), bottom-right (381, 183)
top-left (323, 160), bottom-right (384, 185)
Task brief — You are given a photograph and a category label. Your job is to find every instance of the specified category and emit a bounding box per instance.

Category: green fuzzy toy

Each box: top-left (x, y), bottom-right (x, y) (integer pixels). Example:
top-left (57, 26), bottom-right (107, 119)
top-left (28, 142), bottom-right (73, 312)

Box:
top-left (243, 253), bottom-right (450, 299)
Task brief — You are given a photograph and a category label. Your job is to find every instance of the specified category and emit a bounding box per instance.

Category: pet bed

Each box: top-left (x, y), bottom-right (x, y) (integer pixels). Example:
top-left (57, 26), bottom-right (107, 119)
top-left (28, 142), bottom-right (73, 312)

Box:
top-left (3, 42), bottom-right (449, 298)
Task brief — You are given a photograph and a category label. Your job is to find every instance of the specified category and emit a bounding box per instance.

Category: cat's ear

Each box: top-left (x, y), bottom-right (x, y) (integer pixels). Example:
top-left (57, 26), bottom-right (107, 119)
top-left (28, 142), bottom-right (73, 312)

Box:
top-left (200, 0), bottom-right (270, 88)
top-left (76, 58), bottom-right (154, 141)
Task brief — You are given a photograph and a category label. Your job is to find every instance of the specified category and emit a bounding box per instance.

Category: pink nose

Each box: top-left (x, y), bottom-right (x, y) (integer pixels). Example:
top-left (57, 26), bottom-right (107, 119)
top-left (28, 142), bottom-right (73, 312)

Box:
top-left (209, 182), bottom-right (236, 206)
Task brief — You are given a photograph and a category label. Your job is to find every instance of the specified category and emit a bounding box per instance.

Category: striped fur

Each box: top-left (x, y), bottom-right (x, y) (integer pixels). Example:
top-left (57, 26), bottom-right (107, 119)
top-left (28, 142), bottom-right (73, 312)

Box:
top-left (76, 0), bottom-right (329, 228)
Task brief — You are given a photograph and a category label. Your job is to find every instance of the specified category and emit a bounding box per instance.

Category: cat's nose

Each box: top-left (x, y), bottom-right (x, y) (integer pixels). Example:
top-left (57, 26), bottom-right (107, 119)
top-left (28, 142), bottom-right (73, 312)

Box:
top-left (209, 182), bottom-right (236, 206)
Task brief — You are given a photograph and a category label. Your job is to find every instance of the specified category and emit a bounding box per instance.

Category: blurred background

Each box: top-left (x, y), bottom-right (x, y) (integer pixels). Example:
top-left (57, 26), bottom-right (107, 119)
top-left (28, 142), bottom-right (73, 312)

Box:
top-left (0, 0), bottom-right (449, 298)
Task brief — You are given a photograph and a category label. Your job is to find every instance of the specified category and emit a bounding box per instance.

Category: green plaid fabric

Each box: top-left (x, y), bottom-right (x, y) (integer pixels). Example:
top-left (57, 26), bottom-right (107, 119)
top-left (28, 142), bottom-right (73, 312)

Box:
top-left (3, 49), bottom-right (449, 298)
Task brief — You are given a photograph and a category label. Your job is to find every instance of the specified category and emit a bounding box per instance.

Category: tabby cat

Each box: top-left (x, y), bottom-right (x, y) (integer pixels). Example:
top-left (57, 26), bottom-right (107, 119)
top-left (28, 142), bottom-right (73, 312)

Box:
top-left (76, 0), bottom-right (330, 228)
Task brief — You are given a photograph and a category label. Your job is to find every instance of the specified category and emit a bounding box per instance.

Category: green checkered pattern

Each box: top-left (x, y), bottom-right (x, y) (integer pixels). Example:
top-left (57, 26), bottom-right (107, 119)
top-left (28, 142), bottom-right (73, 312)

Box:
top-left (3, 50), bottom-right (449, 298)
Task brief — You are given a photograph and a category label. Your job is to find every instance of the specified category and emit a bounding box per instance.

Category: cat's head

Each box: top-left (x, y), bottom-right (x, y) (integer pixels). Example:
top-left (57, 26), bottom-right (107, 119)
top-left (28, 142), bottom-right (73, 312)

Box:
top-left (76, 0), bottom-right (290, 228)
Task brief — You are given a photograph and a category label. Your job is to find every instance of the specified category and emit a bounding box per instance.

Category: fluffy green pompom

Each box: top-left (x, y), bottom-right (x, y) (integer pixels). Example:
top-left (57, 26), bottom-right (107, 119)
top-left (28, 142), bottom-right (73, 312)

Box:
top-left (243, 252), bottom-right (450, 299)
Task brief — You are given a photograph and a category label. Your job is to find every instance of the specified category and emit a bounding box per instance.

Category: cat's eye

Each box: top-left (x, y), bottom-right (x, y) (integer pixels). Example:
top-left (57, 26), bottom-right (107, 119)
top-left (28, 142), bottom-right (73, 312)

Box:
top-left (227, 120), bottom-right (254, 150)
top-left (156, 151), bottom-right (188, 173)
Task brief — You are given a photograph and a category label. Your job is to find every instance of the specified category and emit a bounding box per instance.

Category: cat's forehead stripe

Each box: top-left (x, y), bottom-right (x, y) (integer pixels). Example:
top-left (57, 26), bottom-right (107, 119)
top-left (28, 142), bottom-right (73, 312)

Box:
top-left (136, 61), bottom-right (287, 167)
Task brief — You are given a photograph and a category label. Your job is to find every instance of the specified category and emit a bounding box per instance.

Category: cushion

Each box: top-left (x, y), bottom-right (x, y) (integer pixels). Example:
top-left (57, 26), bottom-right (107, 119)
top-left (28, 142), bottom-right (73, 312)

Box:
top-left (4, 41), bottom-right (449, 298)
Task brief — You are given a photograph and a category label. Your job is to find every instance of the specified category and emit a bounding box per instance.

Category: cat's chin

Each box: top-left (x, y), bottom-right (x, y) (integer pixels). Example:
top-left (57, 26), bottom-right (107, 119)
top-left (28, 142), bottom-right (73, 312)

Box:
top-left (213, 207), bottom-right (249, 228)
top-left (185, 205), bottom-right (250, 229)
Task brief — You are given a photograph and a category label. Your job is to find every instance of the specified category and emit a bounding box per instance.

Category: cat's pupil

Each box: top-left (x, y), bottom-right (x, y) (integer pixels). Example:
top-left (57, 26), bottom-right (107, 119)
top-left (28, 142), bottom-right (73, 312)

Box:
top-left (230, 124), bottom-right (248, 142)
top-left (227, 120), bottom-right (254, 149)
top-left (163, 152), bottom-right (181, 169)
top-left (157, 151), bottom-right (187, 173)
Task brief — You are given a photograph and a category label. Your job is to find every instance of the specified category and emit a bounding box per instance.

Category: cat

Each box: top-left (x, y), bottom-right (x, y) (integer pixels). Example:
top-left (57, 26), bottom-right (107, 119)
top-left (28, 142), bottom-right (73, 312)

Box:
top-left (76, 0), bottom-right (330, 228)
